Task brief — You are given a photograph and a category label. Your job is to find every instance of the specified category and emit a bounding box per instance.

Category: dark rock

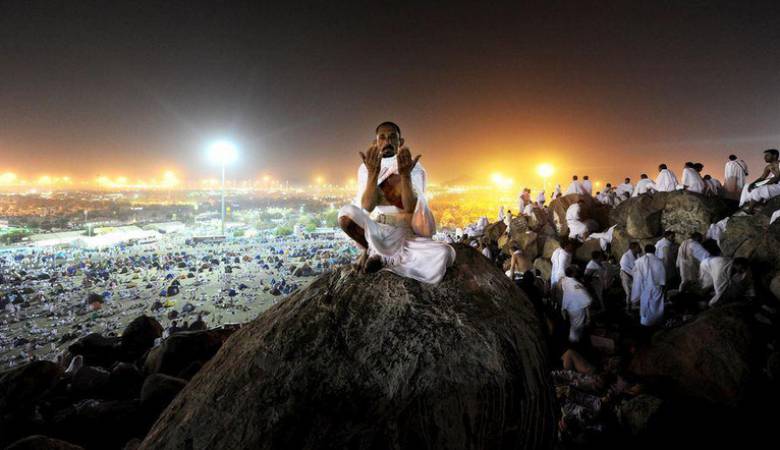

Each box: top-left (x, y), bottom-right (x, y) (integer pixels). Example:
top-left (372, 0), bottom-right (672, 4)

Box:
top-left (629, 303), bottom-right (756, 406)
top-left (67, 334), bottom-right (123, 368)
top-left (143, 329), bottom-right (234, 377)
top-left (5, 435), bottom-right (84, 450)
top-left (140, 374), bottom-right (187, 415)
top-left (139, 245), bottom-right (556, 450)
top-left (0, 361), bottom-right (63, 414)
top-left (68, 366), bottom-right (111, 397)
top-left (618, 395), bottom-right (664, 437)
top-left (292, 264), bottom-right (314, 277)
top-left (107, 363), bottom-right (145, 400)
top-left (720, 214), bottom-right (780, 282)
top-left (121, 316), bottom-right (163, 358)
top-left (498, 230), bottom-right (539, 260)
top-left (50, 399), bottom-right (148, 450)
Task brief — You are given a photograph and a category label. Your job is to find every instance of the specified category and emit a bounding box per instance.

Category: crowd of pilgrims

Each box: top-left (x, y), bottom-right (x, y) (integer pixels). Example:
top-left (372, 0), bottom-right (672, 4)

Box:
top-left (0, 233), bottom-right (357, 367)
top-left (445, 151), bottom-right (778, 348)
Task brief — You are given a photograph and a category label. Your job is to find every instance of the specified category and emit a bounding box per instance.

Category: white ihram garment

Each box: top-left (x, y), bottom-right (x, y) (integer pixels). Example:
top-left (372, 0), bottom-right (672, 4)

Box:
top-left (550, 247), bottom-right (572, 289)
top-left (582, 180), bottom-right (593, 195)
top-left (699, 256), bottom-right (733, 307)
top-left (741, 181), bottom-right (780, 206)
top-left (724, 160), bottom-right (748, 200)
top-left (561, 276), bottom-right (592, 342)
top-left (681, 168), bottom-right (706, 193)
top-left (588, 225), bottom-right (616, 251)
top-left (676, 239), bottom-right (711, 288)
top-left (632, 178), bottom-right (656, 197)
top-left (566, 203), bottom-right (588, 240)
top-left (654, 237), bottom-right (677, 284)
top-left (655, 169), bottom-right (679, 192)
top-left (339, 157), bottom-right (455, 284)
top-left (631, 254), bottom-right (666, 326)
top-left (566, 181), bottom-right (586, 195)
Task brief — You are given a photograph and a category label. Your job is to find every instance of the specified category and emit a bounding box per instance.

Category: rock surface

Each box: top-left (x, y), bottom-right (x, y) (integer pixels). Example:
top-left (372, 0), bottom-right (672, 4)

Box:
top-left (629, 304), bottom-right (756, 406)
top-left (140, 245), bottom-right (557, 450)
top-left (549, 194), bottom-right (610, 237)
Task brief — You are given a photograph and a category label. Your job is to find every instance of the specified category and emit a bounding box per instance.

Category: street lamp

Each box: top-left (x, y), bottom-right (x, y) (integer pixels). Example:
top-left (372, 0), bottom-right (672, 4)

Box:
top-left (207, 140), bottom-right (238, 235)
top-left (537, 163), bottom-right (554, 193)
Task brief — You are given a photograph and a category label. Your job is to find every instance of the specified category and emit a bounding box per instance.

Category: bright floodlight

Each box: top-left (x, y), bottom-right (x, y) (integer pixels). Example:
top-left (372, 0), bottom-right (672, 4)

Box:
top-left (537, 163), bottom-right (554, 178)
top-left (208, 140), bottom-right (238, 165)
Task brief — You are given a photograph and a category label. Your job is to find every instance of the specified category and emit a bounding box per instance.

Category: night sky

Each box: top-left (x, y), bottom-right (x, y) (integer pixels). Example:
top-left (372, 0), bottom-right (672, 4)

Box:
top-left (2, 0), bottom-right (780, 187)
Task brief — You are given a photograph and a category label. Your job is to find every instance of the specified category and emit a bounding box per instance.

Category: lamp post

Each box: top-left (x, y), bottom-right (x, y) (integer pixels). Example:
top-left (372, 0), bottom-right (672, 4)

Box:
top-left (537, 164), bottom-right (554, 194)
top-left (207, 140), bottom-right (238, 235)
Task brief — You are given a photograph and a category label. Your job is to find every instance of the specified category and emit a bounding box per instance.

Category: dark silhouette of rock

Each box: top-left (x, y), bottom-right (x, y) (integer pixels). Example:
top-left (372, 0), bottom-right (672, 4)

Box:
top-left (618, 395), bottom-right (664, 437)
top-left (68, 366), bottom-right (111, 398)
top-left (720, 214), bottom-right (780, 282)
top-left (50, 399), bottom-right (147, 450)
top-left (143, 329), bottom-right (234, 377)
top-left (67, 334), bottom-right (123, 369)
top-left (0, 361), bottom-right (63, 414)
top-left (140, 245), bottom-right (556, 450)
top-left (292, 264), bottom-right (314, 277)
top-left (140, 374), bottom-right (187, 416)
top-left (629, 303), bottom-right (756, 406)
top-left (121, 316), bottom-right (163, 359)
top-left (107, 363), bottom-right (145, 400)
top-left (5, 435), bottom-right (84, 450)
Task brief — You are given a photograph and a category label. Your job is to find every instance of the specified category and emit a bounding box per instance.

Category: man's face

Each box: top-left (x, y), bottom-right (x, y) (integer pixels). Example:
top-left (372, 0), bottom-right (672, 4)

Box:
top-left (375, 125), bottom-right (404, 158)
top-left (765, 152), bottom-right (777, 163)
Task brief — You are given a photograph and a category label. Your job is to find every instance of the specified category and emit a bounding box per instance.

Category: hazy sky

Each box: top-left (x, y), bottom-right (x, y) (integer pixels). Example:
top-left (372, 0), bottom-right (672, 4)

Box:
top-left (1, 0), bottom-right (779, 187)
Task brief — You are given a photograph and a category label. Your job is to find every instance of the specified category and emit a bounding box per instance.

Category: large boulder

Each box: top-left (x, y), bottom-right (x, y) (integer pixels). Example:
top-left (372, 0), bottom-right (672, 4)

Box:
top-left (549, 194), bottom-right (610, 237)
top-left (533, 258), bottom-right (552, 281)
top-left (720, 214), bottom-right (780, 281)
top-left (498, 230), bottom-right (539, 260)
top-left (141, 374), bottom-right (188, 415)
top-left (67, 333), bottom-right (123, 368)
top-left (143, 329), bottom-right (236, 378)
top-left (609, 226), bottom-right (659, 260)
top-left (0, 361), bottom-right (63, 414)
top-left (140, 245), bottom-right (556, 450)
top-left (5, 435), bottom-right (83, 450)
top-left (121, 316), bottom-right (163, 359)
top-left (629, 303), bottom-right (757, 406)
top-left (610, 191), bottom-right (733, 243)
top-left (50, 399), bottom-right (148, 450)
top-left (482, 221), bottom-right (506, 243)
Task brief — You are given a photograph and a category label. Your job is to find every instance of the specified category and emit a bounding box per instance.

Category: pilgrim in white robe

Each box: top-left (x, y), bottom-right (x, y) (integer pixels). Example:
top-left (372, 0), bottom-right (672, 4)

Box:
top-left (498, 206), bottom-right (505, 222)
top-left (699, 256), bottom-right (733, 307)
top-left (724, 159), bottom-right (748, 200)
top-left (338, 157), bottom-right (455, 284)
top-left (582, 179), bottom-right (593, 195)
top-left (681, 167), bottom-right (706, 193)
top-left (631, 253), bottom-right (666, 326)
top-left (705, 177), bottom-right (723, 196)
top-left (706, 217), bottom-right (729, 246)
top-left (552, 185), bottom-right (563, 200)
top-left (741, 181), bottom-right (780, 206)
top-left (654, 237), bottom-right (677, 285)
top-left (587, 224), bottom-right (617, 251)
top-left (655, 169), bottom-right (680, 192)
top-left (550, 247), bottom-right (572, 289)
top-left (565, 180), bottom-right (586, 195)
top-left (632, 178), bottom-right (656, 197)
top-left (585, 259), bottom-right (609, 309)
top-left (620, 249), bottom-right (637, 306)
top-left (676, 238), bottom-right (711, 289)
top-left (536, 191), bottom-right (546, 205)
top-left (561, 276), bottom-right (592, 342)
top-left (566, 203), bottom-right (589, 240)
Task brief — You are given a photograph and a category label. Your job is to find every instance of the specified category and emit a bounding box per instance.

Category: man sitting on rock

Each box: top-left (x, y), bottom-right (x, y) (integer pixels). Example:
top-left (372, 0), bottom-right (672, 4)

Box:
top-left (338, 122), bottom-right (456, 284)
top-left (676, 232), bottom-right (711, 291)
top-left (699, 256), bottom-right (754, 307)
top-left (741, 149), bottom-right (780, 212)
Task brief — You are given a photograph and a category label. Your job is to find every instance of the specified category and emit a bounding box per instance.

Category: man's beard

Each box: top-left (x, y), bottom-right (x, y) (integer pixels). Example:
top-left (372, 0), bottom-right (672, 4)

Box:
top-left (381, 145), bottom-right (396, 158)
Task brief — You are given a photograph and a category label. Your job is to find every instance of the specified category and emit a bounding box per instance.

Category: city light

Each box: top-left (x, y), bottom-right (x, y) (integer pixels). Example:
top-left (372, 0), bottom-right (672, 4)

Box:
top-left (536, 163), bottom-right (554, 178)
top-left (207, 140), bottom-right (238, 165)
top-left (490, 172), bottom-right (514, 189)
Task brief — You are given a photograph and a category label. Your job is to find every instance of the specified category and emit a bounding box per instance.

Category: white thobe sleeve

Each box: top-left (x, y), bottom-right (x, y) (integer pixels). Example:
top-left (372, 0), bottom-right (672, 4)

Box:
top-left (353, 164), bottom-right (368, 207)
top-left (410, 165), bottom-right (436, 237)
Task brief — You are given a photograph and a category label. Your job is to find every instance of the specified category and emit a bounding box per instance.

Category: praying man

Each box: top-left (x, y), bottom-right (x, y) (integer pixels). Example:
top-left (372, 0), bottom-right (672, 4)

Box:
top-left (631, 244), bottom-right (666, 327)
top-left (741, 149), bottom-right (780, 212)
top-left (338, 122), bottom-right (456, 284)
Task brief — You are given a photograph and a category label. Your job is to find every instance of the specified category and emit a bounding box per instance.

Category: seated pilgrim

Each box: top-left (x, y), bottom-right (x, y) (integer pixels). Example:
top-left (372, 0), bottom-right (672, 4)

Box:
top-left (338, 122), bottom-right (456, 284)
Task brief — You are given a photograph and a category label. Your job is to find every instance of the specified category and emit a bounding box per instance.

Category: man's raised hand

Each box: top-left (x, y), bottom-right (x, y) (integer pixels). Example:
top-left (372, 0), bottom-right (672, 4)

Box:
top-left (397, 147), bottom-right (421, 177)
top-left (359, 143), bottom-right (382, 175)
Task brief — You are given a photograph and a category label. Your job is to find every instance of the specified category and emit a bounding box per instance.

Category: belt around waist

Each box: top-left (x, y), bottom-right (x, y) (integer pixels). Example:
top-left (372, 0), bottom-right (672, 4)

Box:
top-left (371, 212), bottom-right (412, 226)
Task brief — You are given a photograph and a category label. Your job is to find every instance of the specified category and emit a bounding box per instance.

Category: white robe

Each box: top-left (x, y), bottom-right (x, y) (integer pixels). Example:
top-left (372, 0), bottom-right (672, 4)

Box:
top-left (724, 160), bottom-right (748, 200)
top-left (741, 181), bottom-right (780, 206)
top-left (566, 203), bottom-right (588, 240)
top-left (655, 169), bottom-right (679, 192)
top-left (699, 256), bottom-right (733, 307)
top-left (616, 183), bottom-right (633, 199)
top-left (582, 180), bottom-right (593, 195)
top-left (631, 254), bottom-right (666, 326)
top-left (536, 191), bottom-right (546, 205)
top-left (654, 237), bottom-right (677, 284)
top-left (565, 181), bottom-right (586, 195)
top-left (339, 157), bottom-right (455, 284)
top-left (706, 217), bottom-right (729, 246)
top-left (705, 178), bottom-right (722, 196)
top-left (561, 276), bottom-right (592, 342)
top-left (676, 239), bottom-right (711, 287)
top-left (588, 224), bottom-right (616, 251)
top-left (498, 206), bottom-right (505, 222)
top-left (552, 185), bottom-right (562, 200)
top-left (550, 247), bottom-right (572, 288)
top-left (681, 168), bottom-right (706, 194)
top-left (632, 178), bottom-right (656, 197)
